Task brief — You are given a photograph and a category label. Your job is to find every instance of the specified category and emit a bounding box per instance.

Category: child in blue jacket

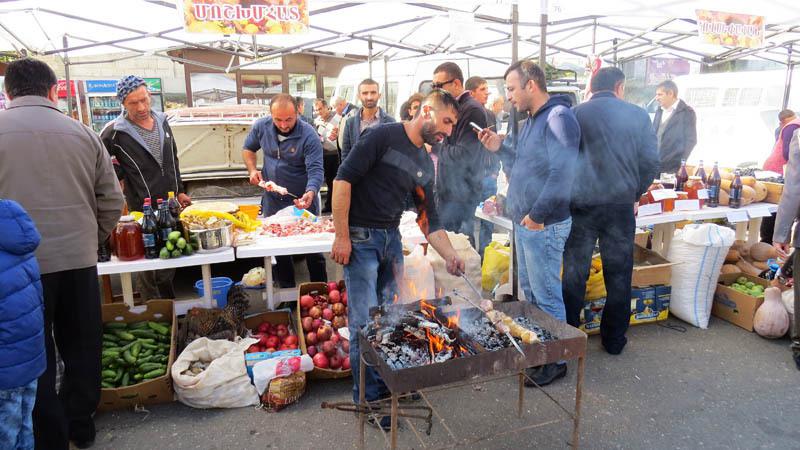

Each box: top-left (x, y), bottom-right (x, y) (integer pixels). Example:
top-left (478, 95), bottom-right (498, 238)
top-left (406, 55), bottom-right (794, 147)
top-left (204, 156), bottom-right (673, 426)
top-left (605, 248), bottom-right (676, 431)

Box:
top-left (0, 199), bottom-right (45, 449)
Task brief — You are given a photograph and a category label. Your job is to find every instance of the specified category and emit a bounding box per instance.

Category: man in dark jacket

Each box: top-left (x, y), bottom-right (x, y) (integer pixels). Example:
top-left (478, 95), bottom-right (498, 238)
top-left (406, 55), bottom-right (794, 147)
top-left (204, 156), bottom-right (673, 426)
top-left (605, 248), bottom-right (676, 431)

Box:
top-left (1, 58), bottom-right (124, 450)
top-left (0, 199), bottom-right (45, 450)
top-left (562, 67), bottom-right (660, 355)
top-left (100, 75), bottom-right (191, 301)
top-left (243, 94), bottom-right (327, 287)
top-left (340, 79), bottom-right (395, 161)
top-left (653, 79), bottom-right (697, 174)
top-left (432, 62), bottom-right (488, 242)
top-left (479, 60), bottom-right (580, 386)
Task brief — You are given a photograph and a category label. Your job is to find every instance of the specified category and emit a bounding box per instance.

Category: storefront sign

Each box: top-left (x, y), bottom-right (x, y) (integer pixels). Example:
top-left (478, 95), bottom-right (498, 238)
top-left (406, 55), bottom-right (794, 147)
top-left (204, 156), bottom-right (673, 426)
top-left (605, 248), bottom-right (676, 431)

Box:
top-left (56, 80), bottom-right (77, 98)
top-left (695, 10), bottom-right (764, 49)
top-left (183, 0), bottom-right (308, 35)
top-left (86, 79), bottom-right (161, 94)
top-left (145, 78), bottom-right (162, 93)
top-left (646, 58), bottom-right (690, 86)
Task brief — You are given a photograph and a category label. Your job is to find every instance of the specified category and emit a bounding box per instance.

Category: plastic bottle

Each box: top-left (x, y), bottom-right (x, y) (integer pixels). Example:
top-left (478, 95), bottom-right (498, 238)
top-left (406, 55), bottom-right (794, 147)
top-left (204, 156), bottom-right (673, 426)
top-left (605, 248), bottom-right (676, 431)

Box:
top-left (157, 200), bottom-right (175, 243)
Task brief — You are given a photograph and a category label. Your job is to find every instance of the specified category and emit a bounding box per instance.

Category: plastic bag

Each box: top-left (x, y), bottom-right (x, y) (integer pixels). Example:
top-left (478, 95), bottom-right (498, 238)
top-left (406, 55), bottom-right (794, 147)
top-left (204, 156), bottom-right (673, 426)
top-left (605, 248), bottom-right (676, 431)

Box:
top-left (426, 232), bottom-right (482, 303)
top-left (262, 371), bottom-right (306, 412)
top-left (398, 245), bottom-right (436, 302)
top-left (252, 355), bottom-right (313, 395)
top-left (481, 242), bottom-right (510, 291)
top-left (585, 257), bottom-right (607, 301)
top-left (172, 337), bottom-right (260, 408)
top-left (667, 223), bottom-right (735, 328)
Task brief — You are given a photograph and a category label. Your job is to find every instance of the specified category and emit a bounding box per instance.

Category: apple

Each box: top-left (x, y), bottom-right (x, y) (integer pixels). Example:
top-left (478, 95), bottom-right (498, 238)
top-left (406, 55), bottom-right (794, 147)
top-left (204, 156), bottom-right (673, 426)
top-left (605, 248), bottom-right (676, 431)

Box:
top-left (258, 335), bottom-right (269, 346)
top-left (331, 333), bottom-right (340, 344)
top-left (257, 322), bottom-right (271, 333)
top-left (342, 339), bottom-right (350, 353)
top-left (276, 327), bottom-right (288, 339)
top-left (317, 325), bottom-right (333, 341)
top-left (309, 306), bottom-right (322, 319)
top-left (312, 318), bottom-right (323, 329)
top-left (266, 347), bottom-right (276, 353)
top-left (332, 303), bottom-right (346, 316)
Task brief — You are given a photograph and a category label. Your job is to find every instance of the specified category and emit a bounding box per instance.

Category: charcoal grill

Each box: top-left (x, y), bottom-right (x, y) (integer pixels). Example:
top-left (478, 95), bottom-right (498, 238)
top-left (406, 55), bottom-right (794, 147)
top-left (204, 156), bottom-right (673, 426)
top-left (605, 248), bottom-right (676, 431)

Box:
top-left (330, 300), bottom-right (587, 449)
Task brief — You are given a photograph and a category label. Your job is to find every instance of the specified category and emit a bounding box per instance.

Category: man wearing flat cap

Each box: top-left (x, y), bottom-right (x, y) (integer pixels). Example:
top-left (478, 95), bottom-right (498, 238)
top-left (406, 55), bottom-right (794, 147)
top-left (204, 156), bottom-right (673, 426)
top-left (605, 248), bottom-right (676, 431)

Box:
top-left (100, 75), bottom-right (191, 300)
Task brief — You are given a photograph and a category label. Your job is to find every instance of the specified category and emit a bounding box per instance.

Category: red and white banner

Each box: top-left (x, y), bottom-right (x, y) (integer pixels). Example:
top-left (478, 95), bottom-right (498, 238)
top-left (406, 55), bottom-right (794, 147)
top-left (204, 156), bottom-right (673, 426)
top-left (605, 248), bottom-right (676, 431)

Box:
top-left (182, 0), bottom-right (308, 35)
top-left (695, 10), bottom-right (765, 49)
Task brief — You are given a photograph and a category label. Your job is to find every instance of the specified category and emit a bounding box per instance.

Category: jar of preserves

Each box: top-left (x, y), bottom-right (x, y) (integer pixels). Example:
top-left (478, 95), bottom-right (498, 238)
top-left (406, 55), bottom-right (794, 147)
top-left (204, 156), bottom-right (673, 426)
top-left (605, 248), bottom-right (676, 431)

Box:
top-left (685, 176), bottom-right (707, 208)
top-left (646, 180), bottom-right (665, 204)
top-left (114, 215), bottom-right (145, 261)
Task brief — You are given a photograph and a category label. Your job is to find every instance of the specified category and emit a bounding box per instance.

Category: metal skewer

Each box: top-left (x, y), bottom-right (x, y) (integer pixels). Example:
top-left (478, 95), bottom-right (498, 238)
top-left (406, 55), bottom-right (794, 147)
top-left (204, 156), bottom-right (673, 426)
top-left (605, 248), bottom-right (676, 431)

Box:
top-left (452, 287), bottom-right (526, 358)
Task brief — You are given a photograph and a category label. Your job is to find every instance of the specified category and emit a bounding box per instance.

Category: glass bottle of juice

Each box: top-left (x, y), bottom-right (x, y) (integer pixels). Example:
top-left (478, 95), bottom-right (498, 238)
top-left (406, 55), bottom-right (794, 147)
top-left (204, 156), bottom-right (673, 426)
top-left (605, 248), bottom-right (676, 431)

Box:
top-left (707, 162), bottom-right (722, 208)
top-left (676, 159), bottom-right (689, 191)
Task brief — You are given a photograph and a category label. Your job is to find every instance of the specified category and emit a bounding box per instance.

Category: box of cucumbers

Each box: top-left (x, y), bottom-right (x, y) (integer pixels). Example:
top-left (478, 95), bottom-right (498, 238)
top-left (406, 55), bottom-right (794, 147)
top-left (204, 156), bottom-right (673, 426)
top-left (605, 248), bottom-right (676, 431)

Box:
top-left (98, 300), bottom-right (177, 411)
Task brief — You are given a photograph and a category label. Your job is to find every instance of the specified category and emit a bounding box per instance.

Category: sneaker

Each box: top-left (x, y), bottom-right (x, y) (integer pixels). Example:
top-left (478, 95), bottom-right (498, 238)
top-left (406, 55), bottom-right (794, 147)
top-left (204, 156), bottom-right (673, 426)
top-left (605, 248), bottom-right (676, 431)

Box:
top-left (525, 363), bottom-right (566, 387)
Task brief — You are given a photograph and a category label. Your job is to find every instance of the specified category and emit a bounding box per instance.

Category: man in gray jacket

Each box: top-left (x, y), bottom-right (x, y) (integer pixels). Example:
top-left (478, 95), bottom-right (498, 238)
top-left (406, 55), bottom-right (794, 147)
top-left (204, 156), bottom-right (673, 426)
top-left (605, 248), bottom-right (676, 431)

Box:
top-left (0, 58), bottom-right (124, 449)
top-left (772, 129), bottom-right (800, 370)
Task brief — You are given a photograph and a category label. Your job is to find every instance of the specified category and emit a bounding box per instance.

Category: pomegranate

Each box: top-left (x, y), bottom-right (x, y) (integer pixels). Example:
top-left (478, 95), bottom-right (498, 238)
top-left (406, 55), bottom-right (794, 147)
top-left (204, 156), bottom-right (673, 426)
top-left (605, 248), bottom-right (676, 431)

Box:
top-left (266, 347), bottom-right (276, 353)
top-left (331, 333), bottom-right (340, 344)
top-left (313, 352), bottom-right (329, 368)
top-left (284, 335), bottom-right (298, 346)
top-left (329, 355), bottom-right (342, 370)
top-left (247, 344), bottom-right (260, 353)
top-left (307, 345), bottom-right (317, 357)
top-left (320, 302), bottom-right (329, 310)
top-left (301, 308), bottom-right (309, 317)
top-left (322, 340), bottom-right (336, 356)
top-left (306, 331), bottom-right (318, 345)
top-left (257, 322), bottom-right (271, 333)
top-left (341, 339), bottom-right (350, 353)
top-left (302, 317), bottom-right (313, 332)
top-left (329, 290), bottom-right (341, 303)
top-left (322, 308), bottom-right (334, 321)
top-left (332, 303), bottom-right (346, 316)
top-left (309, 306), bottom-right (322, 319)
top-left (342, 356), bottom-right (351, 370)
top-left (266, 336), bottom-right (280, 349)
top-left (317, 325), bottom-right (333, 341)
top-left (288, 343), bottom-right (298, 350)
top-left (300, 294), bottom-right (315, 309)
top-left (332, 315), bottom-right (346, 330)
top-left (276, 327), bottom-right (288, 339)
top-left (327, 281), bottom-right (339, 292)
top-left (258, 335), bottom-right (269, 346)
top-left (342, 291), bottom-right (347, 305)
top-left (312, 318), bottom-right (322, 329)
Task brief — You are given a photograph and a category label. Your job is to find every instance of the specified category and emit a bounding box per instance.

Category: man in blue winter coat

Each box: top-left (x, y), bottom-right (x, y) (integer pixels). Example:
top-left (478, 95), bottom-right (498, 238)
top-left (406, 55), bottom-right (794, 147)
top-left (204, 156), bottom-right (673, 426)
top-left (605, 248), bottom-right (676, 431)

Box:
top-left (242, 94), bottom-right (327, 287)
top-left (479, 60), bottom-right (580, 386)
top-left (0, 199), bottom-right (45, 449)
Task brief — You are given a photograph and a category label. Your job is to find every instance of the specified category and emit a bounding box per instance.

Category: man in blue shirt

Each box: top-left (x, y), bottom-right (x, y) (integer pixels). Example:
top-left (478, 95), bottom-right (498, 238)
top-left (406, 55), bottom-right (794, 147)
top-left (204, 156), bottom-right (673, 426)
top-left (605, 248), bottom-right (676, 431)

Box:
top-left (331, 89), bottom-right (465, 429)
top-left (340, 79), bottom-right (395, 161)
top-left (242, 94), bottom-right (327, 287)
top-left (479, 60), bottom-right (580, 387)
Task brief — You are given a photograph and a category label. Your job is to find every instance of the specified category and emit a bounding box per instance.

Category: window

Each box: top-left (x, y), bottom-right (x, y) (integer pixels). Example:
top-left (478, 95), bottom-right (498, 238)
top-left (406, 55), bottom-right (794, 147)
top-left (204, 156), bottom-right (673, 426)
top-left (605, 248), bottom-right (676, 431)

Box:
top-left (738, 88), bottom-right (762, 106)
top-left (721, 88), bottom-right (739, 107)
top-left (338, 85), bottom-right (354, 104)
top-left (190, 73), bottom-right (237, 105)
top-left (241, 74), bottom-right (282, 95)
top-left (323, 76), bottom-right (337, 102)
top-left (685, 87), bottom-right (718, 108)
top-left (289, 74), bottom-right (316, 98)
top-left (386, 81), bottom-right (398, 117)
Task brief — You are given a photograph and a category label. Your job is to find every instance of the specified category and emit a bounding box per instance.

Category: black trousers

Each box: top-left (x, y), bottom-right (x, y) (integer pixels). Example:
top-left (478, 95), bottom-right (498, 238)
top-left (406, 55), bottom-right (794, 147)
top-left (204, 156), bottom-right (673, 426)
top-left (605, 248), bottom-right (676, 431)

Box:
top-left (34, 266), bottom-right (102, 450)
top-left (563, 204), bottom-right (635, 352)
top-left (274, 254), bottom-right (328, 288)
top-left (760, 212), bottom-right (776, 244)
top-left (322, 153), bottom-right (339, 213)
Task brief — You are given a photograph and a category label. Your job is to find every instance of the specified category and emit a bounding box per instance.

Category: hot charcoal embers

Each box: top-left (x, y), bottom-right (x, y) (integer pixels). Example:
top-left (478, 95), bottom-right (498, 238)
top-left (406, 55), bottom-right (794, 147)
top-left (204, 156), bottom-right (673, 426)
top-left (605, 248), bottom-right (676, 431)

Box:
top-left (462, 315), bottom-right (557, 351)
top-left (513, 317), bottom-right (558, 343)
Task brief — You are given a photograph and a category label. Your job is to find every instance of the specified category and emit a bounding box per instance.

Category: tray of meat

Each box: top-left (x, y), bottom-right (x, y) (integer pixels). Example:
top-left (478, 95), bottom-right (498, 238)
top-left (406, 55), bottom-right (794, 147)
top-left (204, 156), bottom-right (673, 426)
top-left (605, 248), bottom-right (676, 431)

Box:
top-left (261, 218), bottom-right (335, 238)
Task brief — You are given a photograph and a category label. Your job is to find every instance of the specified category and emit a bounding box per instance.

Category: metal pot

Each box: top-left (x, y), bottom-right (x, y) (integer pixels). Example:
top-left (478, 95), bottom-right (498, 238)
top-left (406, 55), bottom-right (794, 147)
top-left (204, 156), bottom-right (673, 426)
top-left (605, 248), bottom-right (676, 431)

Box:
top-left (189, 221), bottom-right (233, 253)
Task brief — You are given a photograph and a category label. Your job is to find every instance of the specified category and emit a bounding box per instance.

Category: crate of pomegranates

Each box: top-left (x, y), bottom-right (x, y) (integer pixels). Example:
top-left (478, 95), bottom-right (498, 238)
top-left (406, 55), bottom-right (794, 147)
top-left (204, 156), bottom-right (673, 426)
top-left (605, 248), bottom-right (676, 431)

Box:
top-left (297, 281), bottom-right (351, 379)
top-left (243, 310), bottom-right (302, 378)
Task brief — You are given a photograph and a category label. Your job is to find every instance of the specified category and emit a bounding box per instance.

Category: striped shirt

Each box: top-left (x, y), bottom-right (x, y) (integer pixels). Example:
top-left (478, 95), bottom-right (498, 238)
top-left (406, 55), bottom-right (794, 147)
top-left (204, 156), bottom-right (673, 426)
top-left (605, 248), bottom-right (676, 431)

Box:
top-left (130, 118), bottom-right (162, 167)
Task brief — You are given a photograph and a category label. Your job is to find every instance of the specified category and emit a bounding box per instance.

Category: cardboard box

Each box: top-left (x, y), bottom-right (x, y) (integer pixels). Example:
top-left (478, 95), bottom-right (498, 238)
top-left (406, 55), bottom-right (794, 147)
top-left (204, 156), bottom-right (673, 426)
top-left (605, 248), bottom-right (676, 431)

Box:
top-left (764, 182), bottom-right (783, 204)
top-left (297, 282), bottom-right (351, 379)
top-left (632, 244), bottom-right (675, 287)
top-left (712, 273), bottom-right (768, 331)
top-left (98, 300), bottom-right (177, 412)
top-left (243, 309), bottom-right (301, 378)
top-left (579, 285), bottom-right (670, 335)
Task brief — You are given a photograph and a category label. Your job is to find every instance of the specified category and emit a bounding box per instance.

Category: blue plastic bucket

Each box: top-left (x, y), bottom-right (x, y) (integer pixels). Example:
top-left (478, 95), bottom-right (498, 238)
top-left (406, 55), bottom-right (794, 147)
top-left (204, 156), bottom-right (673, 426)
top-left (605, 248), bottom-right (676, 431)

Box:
top-left (195, 277), bottom-right (233, 308)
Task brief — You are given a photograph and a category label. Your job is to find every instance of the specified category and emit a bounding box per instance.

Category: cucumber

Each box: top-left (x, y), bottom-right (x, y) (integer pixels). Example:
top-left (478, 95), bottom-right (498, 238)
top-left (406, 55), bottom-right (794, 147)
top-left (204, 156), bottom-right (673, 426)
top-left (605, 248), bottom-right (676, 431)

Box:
top-left (102, 369), bottom-right (117, 379)
top-left (113, 369), bottom-right (123, 383)
top-left (130, 329), bottom-right (157, 339)
top-left (129, 321), bottom-right (150, 330)
top-left (141, 342), bottom-right (159, 350)
top-left (122, 349), bottom-right (136, 365)
top-left (147, 322), bottom-right (170, 336)
top-left (101, 381), bottom-right (115, 389)
top-left (133, 373), bottom-right (143, 381)
top-left (140, 349), bottom-right (153, 358)
top-left (120, 341), bottom-right (137, 352)
top-left (101, 356), bottom-right (114, 367)
top-left (121, 372), bottom-right (130, 387)
top-left (102, 333), bottom-right (119, 342)
top-left (131, 341), bottom-right (141, 358)
top-left (104, 322), bottom-right (128, 330)
top-left (114, 330), bottom-right (136, 341)
top-left (136, 356), bottom-right (154, 366)
top-left (101, 350), bottom-right (120, 358)
top-left (142, 368), bottom-right (165, 379)
top-left (138, 363), bottom-right (164, 373)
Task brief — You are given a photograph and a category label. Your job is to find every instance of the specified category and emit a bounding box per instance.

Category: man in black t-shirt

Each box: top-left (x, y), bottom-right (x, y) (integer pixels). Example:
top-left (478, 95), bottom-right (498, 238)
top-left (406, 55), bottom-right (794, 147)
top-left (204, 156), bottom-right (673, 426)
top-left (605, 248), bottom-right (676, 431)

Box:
top-left (332, 90), bottom-right (466, 425)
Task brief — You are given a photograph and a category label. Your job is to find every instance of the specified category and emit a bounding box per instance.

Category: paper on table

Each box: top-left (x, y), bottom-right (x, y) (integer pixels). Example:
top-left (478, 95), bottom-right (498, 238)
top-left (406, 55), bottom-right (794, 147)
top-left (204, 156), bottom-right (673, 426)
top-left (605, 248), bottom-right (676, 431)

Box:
top-left (726, 210), bottom-right (750, 223)
top-left (674, 199), bottom-right (701, 211)
top-left (748, 205), bottom-right (773, 218)
top-left (650, 189), bottom-right (678, 201)
top-left (637, 202), bottom-right (662, 217)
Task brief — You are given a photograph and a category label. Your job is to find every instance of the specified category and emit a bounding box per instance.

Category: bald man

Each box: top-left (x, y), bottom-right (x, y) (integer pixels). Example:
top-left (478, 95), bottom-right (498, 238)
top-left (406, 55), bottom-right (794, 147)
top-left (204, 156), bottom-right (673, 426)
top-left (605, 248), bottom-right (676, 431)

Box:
top-left (243, 93), bottom-right (327, 287)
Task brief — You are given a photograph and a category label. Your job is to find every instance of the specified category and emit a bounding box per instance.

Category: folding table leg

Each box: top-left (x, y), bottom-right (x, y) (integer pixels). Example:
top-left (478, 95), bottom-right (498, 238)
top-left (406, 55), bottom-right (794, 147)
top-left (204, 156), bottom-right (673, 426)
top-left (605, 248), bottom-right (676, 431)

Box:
top-left (265, 256), bottom-right (274, 310)
top-left (120, 272), bottom-right (135, 307)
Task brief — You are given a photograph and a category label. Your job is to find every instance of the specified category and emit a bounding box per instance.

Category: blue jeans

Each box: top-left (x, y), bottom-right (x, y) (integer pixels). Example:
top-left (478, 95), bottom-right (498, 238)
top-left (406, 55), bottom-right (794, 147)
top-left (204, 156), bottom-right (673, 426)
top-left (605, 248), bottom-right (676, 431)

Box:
top-left (344, 226), bottom-right (404, 403)
top-left (515, 218), bottom-right (572, 322)
top-left (478, 176), bottom-right (498, 259)
top-left (0, 380), bottom-right (37, 450)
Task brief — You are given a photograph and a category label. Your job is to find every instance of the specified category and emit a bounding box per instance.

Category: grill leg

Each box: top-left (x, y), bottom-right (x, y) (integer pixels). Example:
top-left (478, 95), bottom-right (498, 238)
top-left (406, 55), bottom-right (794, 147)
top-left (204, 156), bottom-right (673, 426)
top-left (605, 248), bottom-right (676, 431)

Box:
top-left (391, 394), bottom-right (399, 449)
top-left (518, 371), bottom-right (524, 418)
top-left (359, 356), bottom-right (366, 450)
top-left (572, 356), bottom-right (585, 449)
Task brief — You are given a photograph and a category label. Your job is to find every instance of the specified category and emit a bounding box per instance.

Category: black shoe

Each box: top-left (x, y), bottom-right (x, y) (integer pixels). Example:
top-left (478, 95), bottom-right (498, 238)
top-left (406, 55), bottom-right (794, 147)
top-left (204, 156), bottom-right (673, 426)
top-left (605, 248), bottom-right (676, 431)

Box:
top-left (523, 365), bottom-right (543, 383)
top-left (602, 337), bottom-right (627, 355)
top-left (70, 420), bottom-right (96, 449)
top-left (367, 415), bottom-right (392, 431)
top-left (377, 392), bottom-right (422, 403)
top-left (793, 351), bottom-right (800, 370)
top-left (525, 363), bottom-right (566, 387)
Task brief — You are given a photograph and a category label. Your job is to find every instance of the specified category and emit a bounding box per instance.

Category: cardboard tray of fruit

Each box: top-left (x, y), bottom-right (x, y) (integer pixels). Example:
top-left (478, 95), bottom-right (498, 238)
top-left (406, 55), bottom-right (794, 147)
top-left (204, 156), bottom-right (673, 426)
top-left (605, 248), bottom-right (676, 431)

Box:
top-left (243, 310), bottom-right (303, 379)
top-left (297, 281), bottom-right (351, 379)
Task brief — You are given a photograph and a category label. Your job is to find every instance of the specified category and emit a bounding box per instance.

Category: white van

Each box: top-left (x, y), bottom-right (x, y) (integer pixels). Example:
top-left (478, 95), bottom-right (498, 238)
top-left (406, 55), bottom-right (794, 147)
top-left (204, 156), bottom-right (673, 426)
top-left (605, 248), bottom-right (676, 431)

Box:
top-left (648, 70), bottom-right (800, 167)
top-left (332, 55), bottom-right (581, 120)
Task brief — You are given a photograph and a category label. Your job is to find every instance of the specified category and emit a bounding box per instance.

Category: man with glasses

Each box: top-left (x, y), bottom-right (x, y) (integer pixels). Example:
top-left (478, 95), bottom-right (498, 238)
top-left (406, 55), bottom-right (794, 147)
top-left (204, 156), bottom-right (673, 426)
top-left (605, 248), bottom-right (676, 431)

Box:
top-left (340, 79), bottom-right (394, 161)
top-left (431, 62), bottom-right (489, 245)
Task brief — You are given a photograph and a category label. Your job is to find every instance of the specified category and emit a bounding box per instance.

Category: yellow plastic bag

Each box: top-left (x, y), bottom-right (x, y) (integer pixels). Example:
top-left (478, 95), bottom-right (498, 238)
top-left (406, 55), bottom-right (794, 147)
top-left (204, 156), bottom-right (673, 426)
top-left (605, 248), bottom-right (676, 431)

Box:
top-left (585, 257), bottom-right (607, 301)
top-left (482, 242), bottom-right (510, 291)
